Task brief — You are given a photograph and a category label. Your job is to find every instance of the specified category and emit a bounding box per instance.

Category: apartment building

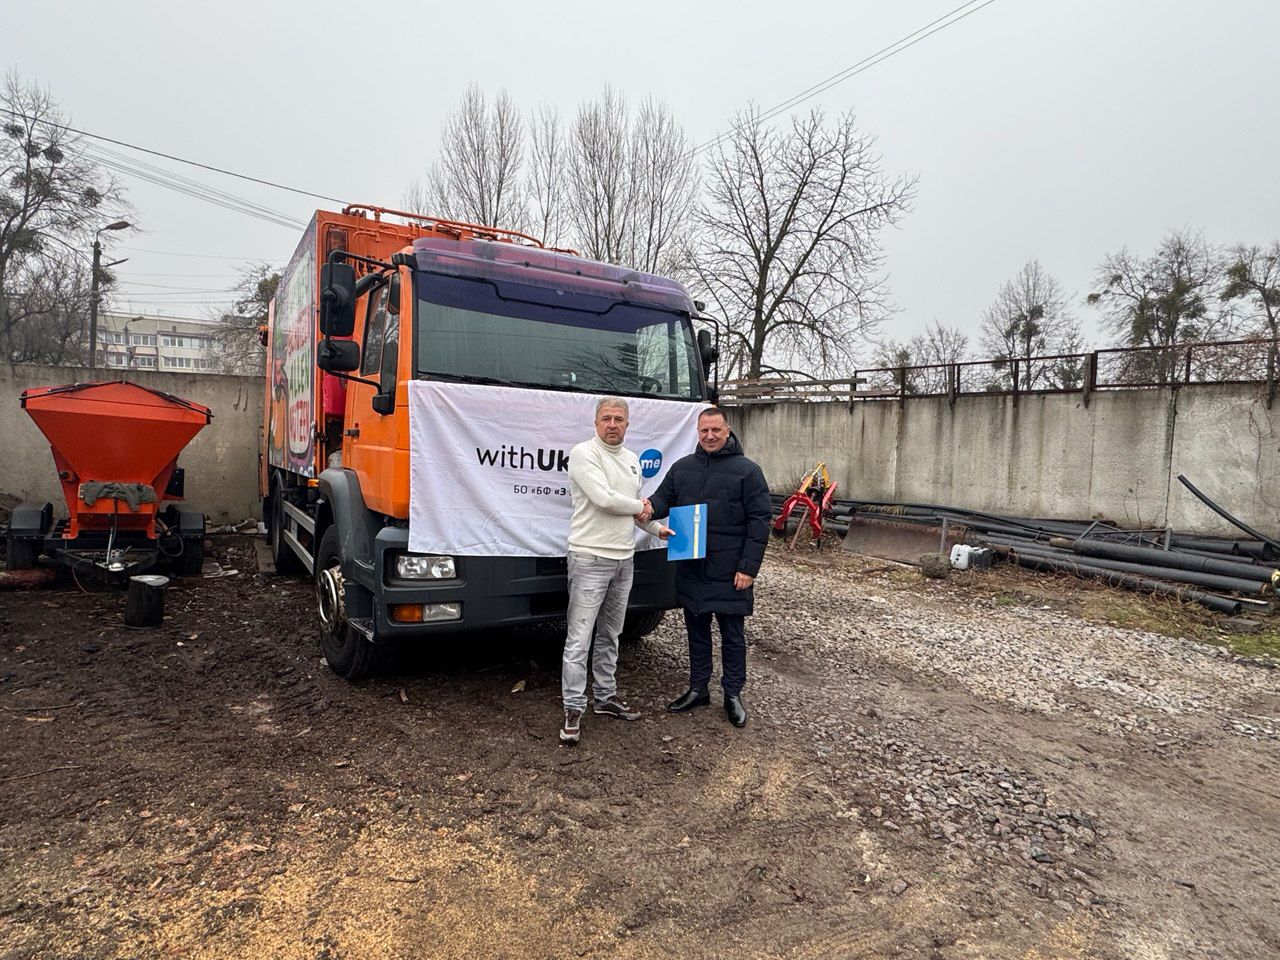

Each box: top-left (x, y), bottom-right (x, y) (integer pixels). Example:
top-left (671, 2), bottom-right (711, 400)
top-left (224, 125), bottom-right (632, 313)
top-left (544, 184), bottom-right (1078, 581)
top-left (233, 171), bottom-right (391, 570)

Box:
top-left (96, 312), bottom-right (223, 374)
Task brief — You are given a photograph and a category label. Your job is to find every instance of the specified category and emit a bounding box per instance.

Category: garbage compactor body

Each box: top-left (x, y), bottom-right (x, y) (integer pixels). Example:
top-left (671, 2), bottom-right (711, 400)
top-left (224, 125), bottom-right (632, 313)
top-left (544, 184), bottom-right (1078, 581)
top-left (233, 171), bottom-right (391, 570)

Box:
top-left (7, 380), bottom-right (212, 577)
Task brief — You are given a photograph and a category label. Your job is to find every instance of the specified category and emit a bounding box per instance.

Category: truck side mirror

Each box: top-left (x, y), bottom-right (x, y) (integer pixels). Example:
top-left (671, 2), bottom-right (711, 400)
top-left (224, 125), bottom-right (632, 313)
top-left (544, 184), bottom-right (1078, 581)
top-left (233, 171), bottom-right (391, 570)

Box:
top-left (320, 262), bottom-right (357, 337)
top-left (387, 273), bottom-right (401, 316)
top-left (697, 328), bottom-right (719, 365)
top-left (317, 338), bottom-right (360, 372)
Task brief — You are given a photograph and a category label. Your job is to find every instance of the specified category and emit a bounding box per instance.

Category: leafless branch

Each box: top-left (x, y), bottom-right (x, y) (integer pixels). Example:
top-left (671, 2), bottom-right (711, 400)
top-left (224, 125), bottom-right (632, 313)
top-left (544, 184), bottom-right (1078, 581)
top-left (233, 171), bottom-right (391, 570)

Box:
top-left (690, 106), bottom-right (914, 379)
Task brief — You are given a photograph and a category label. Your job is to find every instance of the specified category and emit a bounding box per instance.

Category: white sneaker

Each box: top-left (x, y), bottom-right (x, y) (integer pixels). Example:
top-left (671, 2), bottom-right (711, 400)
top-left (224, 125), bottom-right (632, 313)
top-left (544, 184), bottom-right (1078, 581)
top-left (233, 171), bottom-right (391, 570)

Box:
top-left (560, 708), bottom-right (582, 745)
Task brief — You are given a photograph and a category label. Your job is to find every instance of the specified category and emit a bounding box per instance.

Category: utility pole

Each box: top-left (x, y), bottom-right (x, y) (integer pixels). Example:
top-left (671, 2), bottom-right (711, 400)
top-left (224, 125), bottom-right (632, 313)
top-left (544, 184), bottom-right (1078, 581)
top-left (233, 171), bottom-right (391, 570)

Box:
top-left (87, 220), bottom-right (131, 371)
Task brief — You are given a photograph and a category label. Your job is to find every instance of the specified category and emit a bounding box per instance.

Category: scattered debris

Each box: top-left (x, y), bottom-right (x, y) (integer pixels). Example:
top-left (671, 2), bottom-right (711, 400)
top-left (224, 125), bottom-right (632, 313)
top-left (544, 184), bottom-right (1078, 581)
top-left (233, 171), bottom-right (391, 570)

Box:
top-left (201, 561), bottom-right (240, 579)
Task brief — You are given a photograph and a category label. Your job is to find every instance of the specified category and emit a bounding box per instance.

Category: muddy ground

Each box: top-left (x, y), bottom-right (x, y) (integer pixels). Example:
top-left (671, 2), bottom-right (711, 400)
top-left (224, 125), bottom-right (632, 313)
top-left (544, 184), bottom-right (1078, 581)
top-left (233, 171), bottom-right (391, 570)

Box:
top-left (1, 537), bottom-right (1277, 959)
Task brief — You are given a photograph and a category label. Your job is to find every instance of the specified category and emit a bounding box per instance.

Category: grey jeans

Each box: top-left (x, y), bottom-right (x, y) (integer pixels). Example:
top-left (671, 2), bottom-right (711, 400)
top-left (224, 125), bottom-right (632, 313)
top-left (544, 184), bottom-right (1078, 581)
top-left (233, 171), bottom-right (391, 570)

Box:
top-left (561, 550), bottom-right (634, 711)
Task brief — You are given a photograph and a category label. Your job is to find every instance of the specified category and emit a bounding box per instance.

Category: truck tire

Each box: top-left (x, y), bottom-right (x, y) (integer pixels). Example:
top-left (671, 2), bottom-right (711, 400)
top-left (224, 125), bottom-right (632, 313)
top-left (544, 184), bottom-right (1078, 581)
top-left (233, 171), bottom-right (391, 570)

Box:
top-left (620, 609), bottom-right (665, 644)
top-left (5, 533), bottom-right (38, 571)
top-left (315, 525), bottom-right (390, 680)
top-left (269, 478), bottom-right (305, 575)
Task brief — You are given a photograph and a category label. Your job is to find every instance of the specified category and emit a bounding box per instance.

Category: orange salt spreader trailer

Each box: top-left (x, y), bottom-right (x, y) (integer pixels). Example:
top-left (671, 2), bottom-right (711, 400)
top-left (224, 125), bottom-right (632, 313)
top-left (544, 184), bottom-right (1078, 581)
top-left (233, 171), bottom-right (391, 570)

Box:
top-left (7, 380), bottom-right (211, 578)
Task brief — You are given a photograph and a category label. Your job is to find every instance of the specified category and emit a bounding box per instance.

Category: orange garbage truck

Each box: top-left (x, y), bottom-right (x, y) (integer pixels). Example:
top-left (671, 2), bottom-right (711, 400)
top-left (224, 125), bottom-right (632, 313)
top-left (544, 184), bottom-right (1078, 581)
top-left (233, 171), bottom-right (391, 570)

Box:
top-left (261, 206), bottom-right (719, 679)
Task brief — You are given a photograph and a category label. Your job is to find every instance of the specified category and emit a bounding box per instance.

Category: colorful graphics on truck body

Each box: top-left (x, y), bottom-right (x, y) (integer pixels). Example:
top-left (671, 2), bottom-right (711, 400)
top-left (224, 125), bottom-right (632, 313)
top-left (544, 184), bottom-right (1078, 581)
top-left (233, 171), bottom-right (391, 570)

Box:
top-left (268, 217), bottom-right (316, 477)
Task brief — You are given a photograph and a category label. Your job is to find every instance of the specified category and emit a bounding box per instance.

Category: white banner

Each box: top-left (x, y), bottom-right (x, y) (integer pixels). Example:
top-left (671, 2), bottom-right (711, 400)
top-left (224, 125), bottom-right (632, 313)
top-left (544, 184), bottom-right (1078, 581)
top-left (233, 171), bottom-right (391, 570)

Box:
top-left (407, 381), bottom-right (708, 557)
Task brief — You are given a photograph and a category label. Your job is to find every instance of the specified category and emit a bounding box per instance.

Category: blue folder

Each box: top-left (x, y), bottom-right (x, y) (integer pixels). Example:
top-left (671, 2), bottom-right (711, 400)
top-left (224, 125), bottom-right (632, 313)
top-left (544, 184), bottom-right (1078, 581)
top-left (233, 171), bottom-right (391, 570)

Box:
top-left (666, 503), bottom-right (708, 561)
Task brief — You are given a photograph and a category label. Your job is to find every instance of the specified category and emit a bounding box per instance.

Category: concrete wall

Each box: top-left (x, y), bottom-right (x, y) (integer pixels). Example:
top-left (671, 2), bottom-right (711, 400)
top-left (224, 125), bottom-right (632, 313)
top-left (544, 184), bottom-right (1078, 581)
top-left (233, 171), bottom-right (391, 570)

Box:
top-left (728, 383), bottom-right (1280, 537)
top-left (1, 364), bottom-right (263, 525)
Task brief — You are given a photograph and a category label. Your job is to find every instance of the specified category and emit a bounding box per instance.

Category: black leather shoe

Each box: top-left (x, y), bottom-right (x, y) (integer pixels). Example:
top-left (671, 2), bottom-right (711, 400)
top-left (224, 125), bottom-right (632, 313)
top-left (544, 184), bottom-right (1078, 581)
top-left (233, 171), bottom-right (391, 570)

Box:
top-left (724, 695), bottom-right (747, 728)
top-left (667, 687), bottom-right (710, 712)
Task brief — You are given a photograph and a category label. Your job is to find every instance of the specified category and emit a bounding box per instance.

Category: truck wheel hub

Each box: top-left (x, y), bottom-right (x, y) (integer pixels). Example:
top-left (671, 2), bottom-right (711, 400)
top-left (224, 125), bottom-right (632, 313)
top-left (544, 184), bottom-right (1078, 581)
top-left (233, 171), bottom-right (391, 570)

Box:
top-left (317, 565), bottom-right (346, 631)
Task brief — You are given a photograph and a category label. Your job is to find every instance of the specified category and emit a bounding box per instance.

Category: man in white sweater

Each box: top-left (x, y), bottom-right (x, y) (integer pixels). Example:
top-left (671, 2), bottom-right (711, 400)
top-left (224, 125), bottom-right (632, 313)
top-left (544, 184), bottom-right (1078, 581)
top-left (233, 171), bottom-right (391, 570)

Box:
top-left (561, 396), bottom-right (671, 745)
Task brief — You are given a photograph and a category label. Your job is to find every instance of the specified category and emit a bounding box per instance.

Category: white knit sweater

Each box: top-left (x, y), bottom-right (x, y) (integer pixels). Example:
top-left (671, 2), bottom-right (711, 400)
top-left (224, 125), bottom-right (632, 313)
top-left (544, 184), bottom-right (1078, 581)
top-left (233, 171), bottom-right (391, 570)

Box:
top-left (567, 436), bottom-right (662, 560)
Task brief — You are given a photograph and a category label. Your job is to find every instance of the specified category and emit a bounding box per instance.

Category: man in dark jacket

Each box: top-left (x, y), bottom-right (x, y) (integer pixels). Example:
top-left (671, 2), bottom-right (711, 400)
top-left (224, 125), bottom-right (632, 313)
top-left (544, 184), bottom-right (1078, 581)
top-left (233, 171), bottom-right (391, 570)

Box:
top-left (640, 407), bottom-right (771, 727)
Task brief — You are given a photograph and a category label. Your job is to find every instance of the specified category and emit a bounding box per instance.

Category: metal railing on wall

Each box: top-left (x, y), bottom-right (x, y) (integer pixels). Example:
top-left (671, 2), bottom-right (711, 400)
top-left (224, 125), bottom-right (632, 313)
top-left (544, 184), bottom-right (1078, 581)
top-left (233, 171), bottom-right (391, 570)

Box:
top-left (717, 338), bottom-right (1280, 408)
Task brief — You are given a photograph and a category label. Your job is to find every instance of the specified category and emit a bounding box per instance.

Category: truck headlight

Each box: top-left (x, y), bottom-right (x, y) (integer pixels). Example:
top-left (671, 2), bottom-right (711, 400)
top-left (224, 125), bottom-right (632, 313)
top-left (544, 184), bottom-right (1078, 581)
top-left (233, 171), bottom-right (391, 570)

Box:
top-left (395, 554), bottom-right (456, 579)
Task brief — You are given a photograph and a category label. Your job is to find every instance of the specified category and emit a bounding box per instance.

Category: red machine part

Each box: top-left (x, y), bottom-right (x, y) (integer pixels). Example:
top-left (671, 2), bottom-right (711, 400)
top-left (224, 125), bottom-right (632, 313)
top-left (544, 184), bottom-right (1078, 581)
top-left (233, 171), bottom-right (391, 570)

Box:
top-left (773, 470), bottom-right (840, 542)
top-left (20, 381), bottom-right (212, 540)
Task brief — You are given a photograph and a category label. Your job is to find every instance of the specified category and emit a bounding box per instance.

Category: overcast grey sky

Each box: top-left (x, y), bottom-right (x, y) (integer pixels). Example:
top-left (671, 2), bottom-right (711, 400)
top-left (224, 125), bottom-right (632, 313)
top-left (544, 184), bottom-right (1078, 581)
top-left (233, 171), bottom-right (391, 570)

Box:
top-left (5, 0), bottom-right (1278, 354)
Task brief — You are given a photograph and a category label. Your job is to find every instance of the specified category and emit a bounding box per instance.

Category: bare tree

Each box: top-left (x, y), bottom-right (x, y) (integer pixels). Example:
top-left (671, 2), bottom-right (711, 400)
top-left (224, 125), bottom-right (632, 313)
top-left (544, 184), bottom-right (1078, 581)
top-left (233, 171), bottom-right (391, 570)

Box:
top-left (693, 108), bottom-right (914, 380)
top-left (1221, 242), bottom-right (1280, 339)
top-left (565, 87), bottom-right (634, 265)
top-left (1219, 241), bottom-right (1280, 383)
top-left (527, 104), bottom-right (568, 248)
top-left (868, 320), bottom-right (968, 393)
top-left (1088, 230), bottom-right (1224, 347)
top-left (410, 85), bottom-right (526, 230)
top-left (623, 97), bottom-right (698, 276)
top-left (1088, 230), bottom-right (1229, 384)
top-left (212, 263), bottom-right (279, 375)
top-left (1, 72), bottom-right (127, 360)
top-left (3, 257), bottom-right (92, 364)
top-left (979, 260), bottom-right (1081, 388)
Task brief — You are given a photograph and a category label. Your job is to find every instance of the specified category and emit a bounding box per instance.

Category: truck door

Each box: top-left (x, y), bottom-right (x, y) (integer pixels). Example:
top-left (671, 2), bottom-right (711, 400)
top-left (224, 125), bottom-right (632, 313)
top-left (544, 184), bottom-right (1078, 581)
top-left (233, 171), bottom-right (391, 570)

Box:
top-left (346, 280), bottom-right (401, 514)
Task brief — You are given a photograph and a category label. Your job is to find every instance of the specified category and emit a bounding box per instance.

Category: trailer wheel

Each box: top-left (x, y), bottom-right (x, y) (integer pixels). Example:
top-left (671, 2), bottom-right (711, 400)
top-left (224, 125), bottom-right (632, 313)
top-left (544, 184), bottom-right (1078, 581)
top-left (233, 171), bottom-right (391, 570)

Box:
top-left (269, 478), bottom-right (305, 575)
top-left (315, 526), bottom-right (389, 680)
top-left (620, 609), bottom-right (665, 644)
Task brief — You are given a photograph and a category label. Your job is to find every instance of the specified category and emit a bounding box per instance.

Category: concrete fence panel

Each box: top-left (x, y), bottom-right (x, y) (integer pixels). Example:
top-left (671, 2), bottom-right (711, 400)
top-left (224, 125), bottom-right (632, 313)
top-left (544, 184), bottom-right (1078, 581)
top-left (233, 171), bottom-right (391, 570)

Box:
top-left (726, 383), bottom-right (1278, 537)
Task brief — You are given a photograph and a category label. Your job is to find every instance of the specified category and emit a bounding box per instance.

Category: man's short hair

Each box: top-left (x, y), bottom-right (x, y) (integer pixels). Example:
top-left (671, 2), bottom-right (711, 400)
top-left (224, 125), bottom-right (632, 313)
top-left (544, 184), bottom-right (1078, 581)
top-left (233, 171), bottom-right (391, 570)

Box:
top-left (595, 396), bottom-right (629, 418)
top-left (698, 406), bottom-right (728, 422)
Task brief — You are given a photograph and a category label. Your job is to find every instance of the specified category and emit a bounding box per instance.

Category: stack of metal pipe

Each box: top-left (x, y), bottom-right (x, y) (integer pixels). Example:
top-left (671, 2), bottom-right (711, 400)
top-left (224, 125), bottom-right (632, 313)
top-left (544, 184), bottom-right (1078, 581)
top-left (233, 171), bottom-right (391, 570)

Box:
top-left (769, 481), bottom-right (1279, 616)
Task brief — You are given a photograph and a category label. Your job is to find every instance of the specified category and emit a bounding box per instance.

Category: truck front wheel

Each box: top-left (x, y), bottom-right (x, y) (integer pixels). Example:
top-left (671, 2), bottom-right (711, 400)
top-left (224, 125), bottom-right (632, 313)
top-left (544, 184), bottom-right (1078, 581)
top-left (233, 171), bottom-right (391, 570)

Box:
top-left (315, 526), bottom-right (389, 680)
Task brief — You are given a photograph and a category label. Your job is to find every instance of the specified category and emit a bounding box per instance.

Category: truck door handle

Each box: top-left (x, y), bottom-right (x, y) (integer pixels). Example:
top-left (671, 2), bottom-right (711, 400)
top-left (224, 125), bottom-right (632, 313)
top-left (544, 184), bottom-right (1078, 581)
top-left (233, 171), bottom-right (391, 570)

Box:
top-left (345, 426), bottom-right (360, 438)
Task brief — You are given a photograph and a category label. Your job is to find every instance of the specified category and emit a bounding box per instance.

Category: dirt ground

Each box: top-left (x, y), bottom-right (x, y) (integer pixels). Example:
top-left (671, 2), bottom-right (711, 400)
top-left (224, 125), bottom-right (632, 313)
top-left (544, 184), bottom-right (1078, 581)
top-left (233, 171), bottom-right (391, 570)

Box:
top-left (1, 536), bottom-right (1277, 959)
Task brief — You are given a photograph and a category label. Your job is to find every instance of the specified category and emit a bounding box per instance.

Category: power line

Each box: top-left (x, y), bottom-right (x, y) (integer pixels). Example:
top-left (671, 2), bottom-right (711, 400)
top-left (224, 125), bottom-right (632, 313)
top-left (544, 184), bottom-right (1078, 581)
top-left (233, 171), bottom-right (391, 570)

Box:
top-left (87, 141), bottom-right (305, 228)
top-left (2, 107), bottom-right (344, 204)
top-left (84, 143), bottom-right (305, 231)
top-left (691, 0), bottom-right (999, 158)
top-left (118, 272), bottom-right (241, 278)
top-left (119, 247), bottom-right (284, 262)
top-left (115, 281), bottom-right (238, 291)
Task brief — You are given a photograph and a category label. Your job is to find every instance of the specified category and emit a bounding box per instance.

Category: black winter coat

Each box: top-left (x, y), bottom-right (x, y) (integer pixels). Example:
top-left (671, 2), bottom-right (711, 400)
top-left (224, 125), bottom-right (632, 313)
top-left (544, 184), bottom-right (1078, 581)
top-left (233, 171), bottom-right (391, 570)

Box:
top-left (648, 432), bottom-right (772, 615)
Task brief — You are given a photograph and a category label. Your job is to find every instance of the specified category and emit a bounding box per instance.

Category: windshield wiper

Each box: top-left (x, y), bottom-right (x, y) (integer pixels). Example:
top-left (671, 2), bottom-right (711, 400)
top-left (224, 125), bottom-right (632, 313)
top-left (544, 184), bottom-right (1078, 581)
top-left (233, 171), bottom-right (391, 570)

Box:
top-left (417, 370), bottom-right (693, 400)
top-left (418, 371), bottom-right (520, 387)
top-left (418, 371), bottom-right (593, 393)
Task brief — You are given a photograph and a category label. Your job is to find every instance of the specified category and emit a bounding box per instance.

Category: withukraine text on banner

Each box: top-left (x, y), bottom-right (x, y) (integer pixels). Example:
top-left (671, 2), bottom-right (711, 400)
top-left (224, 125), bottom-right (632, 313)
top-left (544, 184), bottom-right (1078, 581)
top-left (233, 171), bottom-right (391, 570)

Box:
top-left (407, 381), bottom-right (708, 557)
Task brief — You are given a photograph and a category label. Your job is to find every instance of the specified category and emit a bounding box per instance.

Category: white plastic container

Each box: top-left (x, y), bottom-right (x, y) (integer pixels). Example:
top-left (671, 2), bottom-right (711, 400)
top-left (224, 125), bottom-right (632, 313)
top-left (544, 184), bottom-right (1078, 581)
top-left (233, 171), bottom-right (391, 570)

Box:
top-left (949, 544), bottom-right (975, 570)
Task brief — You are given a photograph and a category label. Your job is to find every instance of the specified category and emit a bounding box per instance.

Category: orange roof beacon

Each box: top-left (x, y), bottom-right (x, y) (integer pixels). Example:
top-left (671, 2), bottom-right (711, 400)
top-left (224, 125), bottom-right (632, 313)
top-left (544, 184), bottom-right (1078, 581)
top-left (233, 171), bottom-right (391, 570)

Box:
top-left (261, 206), bottom-right (719, 679)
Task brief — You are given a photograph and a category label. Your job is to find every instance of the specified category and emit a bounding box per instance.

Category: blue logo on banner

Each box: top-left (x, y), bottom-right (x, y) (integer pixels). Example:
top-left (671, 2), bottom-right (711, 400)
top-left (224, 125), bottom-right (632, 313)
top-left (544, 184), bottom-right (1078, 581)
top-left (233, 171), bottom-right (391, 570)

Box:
top-left (639, 448), bottom-right (663, 478)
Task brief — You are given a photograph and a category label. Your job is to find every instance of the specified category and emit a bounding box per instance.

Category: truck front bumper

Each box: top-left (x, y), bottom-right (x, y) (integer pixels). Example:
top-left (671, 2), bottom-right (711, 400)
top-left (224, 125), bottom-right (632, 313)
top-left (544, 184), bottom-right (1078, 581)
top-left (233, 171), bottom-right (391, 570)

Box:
top-left (368, 526), bottom-right (676, 639)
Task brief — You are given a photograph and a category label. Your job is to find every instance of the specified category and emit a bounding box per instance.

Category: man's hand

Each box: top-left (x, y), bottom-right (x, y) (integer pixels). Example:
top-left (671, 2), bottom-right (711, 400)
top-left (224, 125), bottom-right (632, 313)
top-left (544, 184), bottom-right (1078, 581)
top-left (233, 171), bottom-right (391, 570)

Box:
top-left (733, 572), bottom-right (754, 591)
top-left (635, 498), bottom-right (653, 523)
top-left (656, 526), bottom-right (675, 541)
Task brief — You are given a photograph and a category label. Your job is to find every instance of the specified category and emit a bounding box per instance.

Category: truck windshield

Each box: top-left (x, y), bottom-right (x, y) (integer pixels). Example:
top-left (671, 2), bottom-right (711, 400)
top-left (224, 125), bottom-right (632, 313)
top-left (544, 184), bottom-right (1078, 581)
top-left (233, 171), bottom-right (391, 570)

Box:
top-left (415, 273), bottom-right (702, 400)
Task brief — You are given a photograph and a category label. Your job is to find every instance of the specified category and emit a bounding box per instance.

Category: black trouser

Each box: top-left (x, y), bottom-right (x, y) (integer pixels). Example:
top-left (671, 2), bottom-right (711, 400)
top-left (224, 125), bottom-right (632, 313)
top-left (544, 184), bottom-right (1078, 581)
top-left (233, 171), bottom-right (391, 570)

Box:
top-left (683, 609), bottom-right (746, 697)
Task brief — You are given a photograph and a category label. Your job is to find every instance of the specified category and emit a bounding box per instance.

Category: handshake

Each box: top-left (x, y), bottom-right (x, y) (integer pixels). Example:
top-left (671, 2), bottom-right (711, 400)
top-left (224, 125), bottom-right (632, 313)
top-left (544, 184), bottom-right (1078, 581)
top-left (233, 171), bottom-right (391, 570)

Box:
top-left (635, 498), bottom-right (674, 540)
